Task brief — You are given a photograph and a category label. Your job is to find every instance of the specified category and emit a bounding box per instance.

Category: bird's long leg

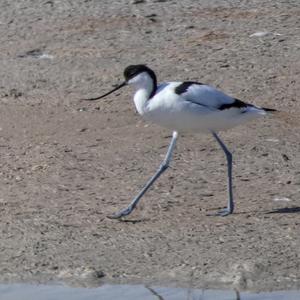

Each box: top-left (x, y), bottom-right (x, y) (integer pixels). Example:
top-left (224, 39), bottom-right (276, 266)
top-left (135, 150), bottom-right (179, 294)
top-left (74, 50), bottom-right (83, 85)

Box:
top-left (108, 131), bottom-right (178, 219)
top-left (211, 131), bottom-right (234, 216)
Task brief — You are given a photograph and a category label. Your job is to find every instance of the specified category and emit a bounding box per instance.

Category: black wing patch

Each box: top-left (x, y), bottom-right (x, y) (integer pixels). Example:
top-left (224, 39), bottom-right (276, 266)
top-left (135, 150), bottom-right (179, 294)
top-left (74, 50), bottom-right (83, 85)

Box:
top-left (219, 98), bottom-right (250, 111)
top-left (174, 81), bottom-right (204, 95)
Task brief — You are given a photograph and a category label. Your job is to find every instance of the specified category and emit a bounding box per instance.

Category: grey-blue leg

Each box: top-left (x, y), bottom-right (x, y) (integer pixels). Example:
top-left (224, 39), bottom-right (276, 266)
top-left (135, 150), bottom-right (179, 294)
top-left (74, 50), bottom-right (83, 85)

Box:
top-left (212, 131), bottom-right (234, 216)
top-left (108, 131), bottom-right (178, 219)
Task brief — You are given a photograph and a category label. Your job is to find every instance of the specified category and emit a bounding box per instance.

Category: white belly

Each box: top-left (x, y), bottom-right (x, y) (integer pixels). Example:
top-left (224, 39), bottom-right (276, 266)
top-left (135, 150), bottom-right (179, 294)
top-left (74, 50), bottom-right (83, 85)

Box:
top-left (143, 101), bottom-right (265, 133)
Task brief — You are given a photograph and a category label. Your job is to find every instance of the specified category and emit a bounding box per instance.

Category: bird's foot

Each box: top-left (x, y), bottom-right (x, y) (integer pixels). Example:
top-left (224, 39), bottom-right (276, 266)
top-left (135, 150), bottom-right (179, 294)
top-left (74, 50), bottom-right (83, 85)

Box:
top-left (216, 208), bottom-right (233, 217)
top-left (107, 206), bottom-right (133, 219)
top-left (207, 207), bottom-right (233, 217)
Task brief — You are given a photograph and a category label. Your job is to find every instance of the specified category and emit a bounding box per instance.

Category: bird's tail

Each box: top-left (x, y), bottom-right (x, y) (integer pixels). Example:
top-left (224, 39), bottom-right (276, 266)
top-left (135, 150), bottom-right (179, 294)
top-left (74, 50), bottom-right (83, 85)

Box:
top-left (262, 107), bottom-right (277, 113)
top-left (263, 107), bottom-right (300, 127)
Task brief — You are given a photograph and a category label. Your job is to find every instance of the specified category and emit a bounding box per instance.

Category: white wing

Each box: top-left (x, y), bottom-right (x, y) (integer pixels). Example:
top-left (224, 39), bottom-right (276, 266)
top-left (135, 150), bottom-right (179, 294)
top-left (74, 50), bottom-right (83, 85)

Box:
top-left (174, 82), bottom-right (236, 110)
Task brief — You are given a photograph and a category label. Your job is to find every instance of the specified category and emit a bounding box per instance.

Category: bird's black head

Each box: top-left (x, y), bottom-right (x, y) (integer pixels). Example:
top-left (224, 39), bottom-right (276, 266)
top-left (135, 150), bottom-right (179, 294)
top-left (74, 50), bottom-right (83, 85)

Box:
top-left (124, 64), bottom-right (157, 84)
top-left (123, 64), bottom-right (157, 98)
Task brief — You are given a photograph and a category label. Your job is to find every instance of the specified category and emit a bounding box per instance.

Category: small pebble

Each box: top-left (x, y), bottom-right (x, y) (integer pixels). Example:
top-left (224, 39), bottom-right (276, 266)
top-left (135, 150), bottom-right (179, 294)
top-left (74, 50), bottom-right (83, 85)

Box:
top-left (131, 0), bottom-right (145, 3)
top-left (273, 197), bottom-right (291, 202)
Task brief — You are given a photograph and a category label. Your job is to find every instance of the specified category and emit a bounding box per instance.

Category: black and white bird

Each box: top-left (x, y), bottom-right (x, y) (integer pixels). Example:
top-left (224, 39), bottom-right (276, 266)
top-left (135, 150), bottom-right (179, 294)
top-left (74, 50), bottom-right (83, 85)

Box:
top-left (84, 64), bottom-right (276, 218)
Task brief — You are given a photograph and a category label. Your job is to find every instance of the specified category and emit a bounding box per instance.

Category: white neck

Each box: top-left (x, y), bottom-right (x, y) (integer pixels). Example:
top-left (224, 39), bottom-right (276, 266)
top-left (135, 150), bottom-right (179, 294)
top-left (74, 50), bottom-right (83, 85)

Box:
top-left (133, 89), bottom-right (151, 115)
top-left (128, 72), bottom-right (155, 115)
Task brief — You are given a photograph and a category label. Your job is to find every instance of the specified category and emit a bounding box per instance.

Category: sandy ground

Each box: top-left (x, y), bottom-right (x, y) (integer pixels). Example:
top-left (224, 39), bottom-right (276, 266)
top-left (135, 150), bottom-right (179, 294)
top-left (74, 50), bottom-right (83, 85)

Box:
top-left (0, 0), bottom-right (299, 292)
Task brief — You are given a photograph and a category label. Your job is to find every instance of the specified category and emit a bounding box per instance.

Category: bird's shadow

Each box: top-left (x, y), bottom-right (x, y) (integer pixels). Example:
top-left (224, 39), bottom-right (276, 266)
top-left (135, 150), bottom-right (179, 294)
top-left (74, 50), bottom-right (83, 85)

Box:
top-left (117, 219), bottom-right (147, 224)
top-left (208, 206), bottom-right (300, 215)
top-left (106, 212), bottom-right (150, 223)
top-left (266, 206), bottom-right (300, 214)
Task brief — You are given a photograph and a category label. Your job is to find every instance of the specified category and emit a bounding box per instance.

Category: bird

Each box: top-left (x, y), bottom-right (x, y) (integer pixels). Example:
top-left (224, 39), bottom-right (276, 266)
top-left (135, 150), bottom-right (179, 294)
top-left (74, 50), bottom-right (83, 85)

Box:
top-left (83, 64), bottom-right (276, 219)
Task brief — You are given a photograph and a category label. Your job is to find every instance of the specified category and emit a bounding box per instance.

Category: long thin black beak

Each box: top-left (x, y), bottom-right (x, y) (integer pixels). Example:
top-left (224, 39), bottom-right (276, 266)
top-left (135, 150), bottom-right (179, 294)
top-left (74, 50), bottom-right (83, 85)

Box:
top-left (82, 81), bottom-right (126, 101)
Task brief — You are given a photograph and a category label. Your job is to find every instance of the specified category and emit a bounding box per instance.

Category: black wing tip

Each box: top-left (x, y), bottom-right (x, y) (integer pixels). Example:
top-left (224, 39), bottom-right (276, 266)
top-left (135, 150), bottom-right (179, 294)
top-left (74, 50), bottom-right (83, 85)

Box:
top-left (263, 107), bottom-right (277, 112)
top-left (219, 98), bottom-right (248, 110)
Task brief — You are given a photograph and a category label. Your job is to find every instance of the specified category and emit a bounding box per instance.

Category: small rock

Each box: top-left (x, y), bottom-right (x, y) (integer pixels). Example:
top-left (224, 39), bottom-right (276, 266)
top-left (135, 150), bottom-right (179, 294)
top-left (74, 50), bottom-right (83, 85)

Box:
top-left (131, 0), bottom-right (145, 3)
top-left (201, 192), bottom-right (214, 197)
top-left (145, 13), bottom-right (157, 22)
top-left (282, 154), bottom-right (289, 161)
top-left (250, 31), bottom-right (271, 37)
top-left (8, 89), bottom-right (23, 98)
top-left (266, 138), bottom-right (279, 142)
top-left (15, 176), bottom-right (22, 181)
top-left (273, 197), bottom-right (291, 202)
top-left (249, 31), bottom-right (282, 38)
top-left (58, 267), bottom-right (105, 287)
top-left (31, 164), bottom-right (47, 171)
top-left (18, 48), bottom-right (43, 58)
top-left (44, 0), bottom-right (54, 6)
